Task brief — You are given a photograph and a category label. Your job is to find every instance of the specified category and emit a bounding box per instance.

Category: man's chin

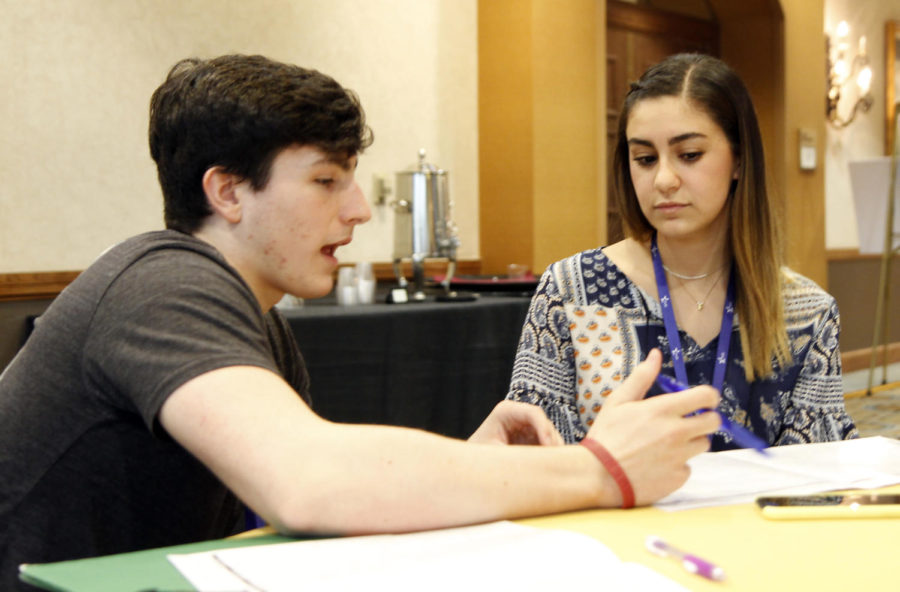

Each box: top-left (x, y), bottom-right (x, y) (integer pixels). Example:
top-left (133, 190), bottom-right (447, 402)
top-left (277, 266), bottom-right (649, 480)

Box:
top-left (292, 281), bottom-right (334, 301)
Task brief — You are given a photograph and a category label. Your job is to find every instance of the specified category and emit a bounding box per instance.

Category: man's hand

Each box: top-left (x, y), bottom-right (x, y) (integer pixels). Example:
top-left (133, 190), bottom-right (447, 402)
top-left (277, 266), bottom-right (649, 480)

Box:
top-left (469, 400), bottom-right (564, 446)
top-left (587, 349), bottom-right (721, 506)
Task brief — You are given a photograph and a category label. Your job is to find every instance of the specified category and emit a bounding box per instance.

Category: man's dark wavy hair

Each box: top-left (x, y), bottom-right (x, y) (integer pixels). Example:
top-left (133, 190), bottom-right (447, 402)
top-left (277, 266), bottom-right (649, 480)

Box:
top-left (149, 54), bottom-right (373, 233)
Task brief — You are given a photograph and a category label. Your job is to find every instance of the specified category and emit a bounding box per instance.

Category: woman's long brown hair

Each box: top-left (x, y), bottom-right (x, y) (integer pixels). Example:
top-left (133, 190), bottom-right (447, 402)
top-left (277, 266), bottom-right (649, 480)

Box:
top-left (612, 53), bottom-right (791, 380)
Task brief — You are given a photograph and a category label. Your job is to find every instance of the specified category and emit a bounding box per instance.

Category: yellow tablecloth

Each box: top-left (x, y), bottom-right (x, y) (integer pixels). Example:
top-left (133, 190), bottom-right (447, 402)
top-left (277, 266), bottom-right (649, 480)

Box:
top-left (20, 486), bottom-right (900, 591)
top-left (518, 485), bottom-right (900, 591)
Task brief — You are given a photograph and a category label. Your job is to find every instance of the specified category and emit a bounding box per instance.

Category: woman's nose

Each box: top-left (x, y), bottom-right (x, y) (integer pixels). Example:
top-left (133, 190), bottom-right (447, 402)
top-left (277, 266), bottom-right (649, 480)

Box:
top-left (654, 158), bottom-right (680, 194)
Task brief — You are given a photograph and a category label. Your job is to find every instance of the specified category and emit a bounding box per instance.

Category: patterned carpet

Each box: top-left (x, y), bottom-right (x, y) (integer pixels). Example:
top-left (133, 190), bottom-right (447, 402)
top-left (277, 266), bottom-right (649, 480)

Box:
top-left (844, 384), bottom-right (900, 440)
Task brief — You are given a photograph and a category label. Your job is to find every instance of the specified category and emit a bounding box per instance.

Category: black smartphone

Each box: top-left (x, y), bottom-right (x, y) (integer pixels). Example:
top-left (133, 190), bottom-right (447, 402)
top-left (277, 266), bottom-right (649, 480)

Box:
top-left (756, 493), bottom-right (900, 519)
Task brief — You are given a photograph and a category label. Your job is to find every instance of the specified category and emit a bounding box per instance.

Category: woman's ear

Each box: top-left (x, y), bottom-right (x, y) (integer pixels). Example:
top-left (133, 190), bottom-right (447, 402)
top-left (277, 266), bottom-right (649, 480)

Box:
top-left (729, 159), bottom-right (740, 195)
top-left (201, 166), bottom-right (243, 224)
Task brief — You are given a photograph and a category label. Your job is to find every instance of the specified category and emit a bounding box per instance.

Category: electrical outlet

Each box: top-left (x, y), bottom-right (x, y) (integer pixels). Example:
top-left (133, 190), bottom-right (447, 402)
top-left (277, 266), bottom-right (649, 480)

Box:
top-left (798, 128), bottom-right (817, 171)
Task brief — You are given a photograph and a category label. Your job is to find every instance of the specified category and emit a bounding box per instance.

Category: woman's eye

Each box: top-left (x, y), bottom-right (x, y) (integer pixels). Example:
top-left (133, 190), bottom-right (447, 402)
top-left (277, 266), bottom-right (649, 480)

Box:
top-left (315, 178), bottom-right (335, 187)
top-left (681, 151), bottom-right (703, 162)
top-left (632, 155), bottom-right (657, 167)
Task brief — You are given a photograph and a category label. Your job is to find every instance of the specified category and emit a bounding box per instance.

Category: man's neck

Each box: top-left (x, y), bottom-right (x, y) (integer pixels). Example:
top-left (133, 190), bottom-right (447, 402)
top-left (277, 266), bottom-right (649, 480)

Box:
top-left (192, 224), bottom-right (280, 313)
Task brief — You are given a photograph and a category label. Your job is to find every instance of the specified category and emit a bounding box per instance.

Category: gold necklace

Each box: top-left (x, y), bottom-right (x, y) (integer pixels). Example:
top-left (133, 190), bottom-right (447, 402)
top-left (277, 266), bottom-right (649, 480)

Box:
top-left (662, 264), bottom-right (712, 280)
top-left (676, 268), bottom-right (724, 311)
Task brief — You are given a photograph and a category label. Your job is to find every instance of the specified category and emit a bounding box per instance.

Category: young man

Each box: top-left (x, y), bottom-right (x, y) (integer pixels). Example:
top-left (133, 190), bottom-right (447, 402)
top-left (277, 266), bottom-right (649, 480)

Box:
top-left (0, 55), bottom-right (720, 590)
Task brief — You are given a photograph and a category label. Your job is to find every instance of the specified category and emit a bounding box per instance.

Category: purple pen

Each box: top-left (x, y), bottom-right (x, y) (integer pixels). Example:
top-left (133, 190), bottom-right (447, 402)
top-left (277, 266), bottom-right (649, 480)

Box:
top-left (655, 374), bottom-right (770, 455)
top-left (646, 535), bottom-right (726, 581)
top-left (656, 374), bottom-right (686, 394)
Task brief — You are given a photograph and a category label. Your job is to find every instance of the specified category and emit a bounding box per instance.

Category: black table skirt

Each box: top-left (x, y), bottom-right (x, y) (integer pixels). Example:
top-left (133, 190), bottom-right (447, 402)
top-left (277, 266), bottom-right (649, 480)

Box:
top-left (281, 295), bottom-right (531, 440)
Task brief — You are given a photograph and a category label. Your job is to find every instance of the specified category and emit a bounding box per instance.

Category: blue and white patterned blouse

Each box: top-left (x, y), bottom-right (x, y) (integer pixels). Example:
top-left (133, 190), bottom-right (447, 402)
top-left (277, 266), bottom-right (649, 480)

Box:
top-left (505, 247), bottom-right (859, 450)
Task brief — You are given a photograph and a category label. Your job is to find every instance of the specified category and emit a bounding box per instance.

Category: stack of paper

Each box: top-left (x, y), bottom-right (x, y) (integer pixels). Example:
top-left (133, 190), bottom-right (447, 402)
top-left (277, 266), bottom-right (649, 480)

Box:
top-left (655, 436), bottom-right (900, 511)
top-left (169, 521), bottom-right (689, 592)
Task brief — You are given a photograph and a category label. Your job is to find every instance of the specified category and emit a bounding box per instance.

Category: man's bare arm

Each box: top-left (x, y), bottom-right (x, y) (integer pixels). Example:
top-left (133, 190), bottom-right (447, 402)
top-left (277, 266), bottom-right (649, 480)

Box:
top-left (158, 349), bottom-right (719, 535)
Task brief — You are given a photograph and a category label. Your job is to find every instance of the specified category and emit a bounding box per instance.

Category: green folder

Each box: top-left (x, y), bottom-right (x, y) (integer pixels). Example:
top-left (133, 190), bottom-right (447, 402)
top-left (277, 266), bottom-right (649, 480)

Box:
top-left (18, 534), bottom-right (292, 592)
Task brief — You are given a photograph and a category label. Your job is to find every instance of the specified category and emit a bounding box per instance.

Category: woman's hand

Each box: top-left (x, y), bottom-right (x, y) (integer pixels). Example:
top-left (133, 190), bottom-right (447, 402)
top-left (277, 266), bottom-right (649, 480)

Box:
top-left (469, 400), bottom-right (564, 446)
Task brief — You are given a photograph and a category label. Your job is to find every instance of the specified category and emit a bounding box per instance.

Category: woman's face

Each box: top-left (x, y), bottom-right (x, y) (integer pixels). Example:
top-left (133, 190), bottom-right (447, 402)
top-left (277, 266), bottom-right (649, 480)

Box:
top-left (625, 95), bottom-right (737, 242)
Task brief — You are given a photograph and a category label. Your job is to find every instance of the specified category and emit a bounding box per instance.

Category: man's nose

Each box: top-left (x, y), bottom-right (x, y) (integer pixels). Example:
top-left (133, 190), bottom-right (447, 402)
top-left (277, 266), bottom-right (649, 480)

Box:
top-left (342, 181), bottom-right (371, 225)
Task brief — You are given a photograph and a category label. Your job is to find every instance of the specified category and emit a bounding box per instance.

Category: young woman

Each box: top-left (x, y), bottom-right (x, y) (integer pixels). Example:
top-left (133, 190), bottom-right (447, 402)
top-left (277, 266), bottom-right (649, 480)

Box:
top-left (506, 53), bottom-right (858, 449)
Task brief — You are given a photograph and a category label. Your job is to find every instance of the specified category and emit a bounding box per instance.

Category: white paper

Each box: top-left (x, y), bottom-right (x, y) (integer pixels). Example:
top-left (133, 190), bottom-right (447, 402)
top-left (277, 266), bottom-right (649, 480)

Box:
top-left (169, 521), bottom-right (688, 592)
top-left (655, 436), bottom-right (900, 511)
top-left (167, 552), bottom-right (250, 592)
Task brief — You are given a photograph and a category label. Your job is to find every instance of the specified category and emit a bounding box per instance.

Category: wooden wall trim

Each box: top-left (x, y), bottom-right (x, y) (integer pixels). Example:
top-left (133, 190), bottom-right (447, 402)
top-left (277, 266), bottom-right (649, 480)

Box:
top-left (0, 260), bottom-right (482, 302)
top-left (0, 272), bottom-right (81, 302)
top-left (842, 343), bottom-right (900, 374)
top-left (368, 259), bottom-right (481, 281)
top-left (826, 248), bottom-right (885, 261)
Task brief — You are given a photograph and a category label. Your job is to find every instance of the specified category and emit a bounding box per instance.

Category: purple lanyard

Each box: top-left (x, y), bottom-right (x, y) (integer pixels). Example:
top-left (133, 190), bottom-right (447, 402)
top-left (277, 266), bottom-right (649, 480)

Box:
top-left (650, 234), bottom-right (735, 392)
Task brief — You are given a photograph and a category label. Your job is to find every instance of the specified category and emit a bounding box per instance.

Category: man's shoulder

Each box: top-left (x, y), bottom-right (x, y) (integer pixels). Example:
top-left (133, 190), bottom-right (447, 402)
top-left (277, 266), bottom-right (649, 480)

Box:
top-left (95, 230), bottom-right (220, 267)
top-left (41, 230), bottom-right (247, 333)
top-left (75, 231), bottom-right (232, 292)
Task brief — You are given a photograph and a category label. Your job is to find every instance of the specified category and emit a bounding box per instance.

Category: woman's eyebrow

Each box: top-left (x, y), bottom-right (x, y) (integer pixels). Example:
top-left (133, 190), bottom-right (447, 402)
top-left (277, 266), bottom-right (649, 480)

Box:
top-left (667, 132), bottom-right (706, 145)
top-left (627, 132), bottom-right (708, 148)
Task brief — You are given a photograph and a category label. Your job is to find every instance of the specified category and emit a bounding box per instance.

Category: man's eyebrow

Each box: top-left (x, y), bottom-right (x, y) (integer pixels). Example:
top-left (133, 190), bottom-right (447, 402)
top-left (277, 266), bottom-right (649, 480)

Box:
top-left (315, 155), bottom-right (358, 171)
top-left (627, 132), bottom-right (708, 148)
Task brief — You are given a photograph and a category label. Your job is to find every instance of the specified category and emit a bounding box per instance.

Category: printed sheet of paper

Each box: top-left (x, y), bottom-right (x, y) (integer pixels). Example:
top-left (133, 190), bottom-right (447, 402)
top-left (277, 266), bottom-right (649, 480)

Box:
top-left (655, 436), bottom-right (900, 511)
top-left (169, 521), bottom-right (689, 592)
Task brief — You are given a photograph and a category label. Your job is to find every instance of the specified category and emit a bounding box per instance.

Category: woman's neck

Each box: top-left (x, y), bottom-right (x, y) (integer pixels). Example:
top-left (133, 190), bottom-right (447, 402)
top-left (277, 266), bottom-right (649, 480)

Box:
top-left (652, 228), bottom-right (730, 279)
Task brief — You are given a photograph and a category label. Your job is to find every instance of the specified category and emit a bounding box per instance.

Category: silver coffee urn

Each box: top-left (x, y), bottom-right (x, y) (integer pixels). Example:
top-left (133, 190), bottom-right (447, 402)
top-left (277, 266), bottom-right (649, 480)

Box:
top-left (391, 149), bottom-right (461, 301)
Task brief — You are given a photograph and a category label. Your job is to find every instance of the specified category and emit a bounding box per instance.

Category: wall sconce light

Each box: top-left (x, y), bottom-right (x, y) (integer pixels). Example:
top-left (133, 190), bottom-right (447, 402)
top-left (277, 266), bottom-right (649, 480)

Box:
top-left (826, 20), bottom-right (874, 128)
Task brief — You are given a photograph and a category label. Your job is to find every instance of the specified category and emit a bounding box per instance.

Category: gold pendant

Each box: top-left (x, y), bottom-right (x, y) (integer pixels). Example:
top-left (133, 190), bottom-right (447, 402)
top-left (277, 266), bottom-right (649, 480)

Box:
top-left (697, 302), bottom-right (704, 311)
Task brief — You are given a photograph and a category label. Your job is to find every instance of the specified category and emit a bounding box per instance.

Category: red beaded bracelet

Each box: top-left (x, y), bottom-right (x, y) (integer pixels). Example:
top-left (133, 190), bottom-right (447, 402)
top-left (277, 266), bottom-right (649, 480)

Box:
top-left (579, 438), bottom-right (635, 509)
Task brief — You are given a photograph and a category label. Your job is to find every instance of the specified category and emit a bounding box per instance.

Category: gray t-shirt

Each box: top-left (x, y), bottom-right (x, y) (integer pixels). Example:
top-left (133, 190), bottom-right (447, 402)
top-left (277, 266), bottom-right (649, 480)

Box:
top-left (0, 230), bottom-right (310, 590)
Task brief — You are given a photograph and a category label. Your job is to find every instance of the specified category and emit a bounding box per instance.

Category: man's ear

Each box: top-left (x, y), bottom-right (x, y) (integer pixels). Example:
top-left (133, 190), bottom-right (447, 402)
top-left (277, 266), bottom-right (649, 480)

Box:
top-left (201, 166), bottom-right (243, 224)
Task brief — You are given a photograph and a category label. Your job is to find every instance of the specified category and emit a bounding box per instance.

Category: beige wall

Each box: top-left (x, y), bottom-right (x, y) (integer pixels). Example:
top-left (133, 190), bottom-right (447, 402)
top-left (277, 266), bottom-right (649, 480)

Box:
top-left (0, 0), bottom-right (479, 273)
top-left (477, 1), bottom-right (536, 275)
top-left (824, 0), bottom-right (900, 251)
top-left (781, 0), bottom-right (828, 283)
top-left (1, 0), bottom-right (881, 282)
top-left (478, 0), bottom-right (603, 276)
top-left (531, 1), bottom-right (604, 271)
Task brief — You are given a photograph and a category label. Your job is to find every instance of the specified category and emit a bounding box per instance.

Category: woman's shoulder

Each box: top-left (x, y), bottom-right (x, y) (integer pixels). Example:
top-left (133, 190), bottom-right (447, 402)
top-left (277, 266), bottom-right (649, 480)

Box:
top-left (601, 238), bottom-right (656, 295)
top-left (599, 238), bottom-right (646, 273)
top-left (780, 267), bottom-right (837, 319)
top-left (544, 240), bottom-right (640, 284)
top-left (539, 247), bottom-right (611, 303)
top-left (780, 267), bottom-right (831, 296)
top-left (537, 239), bottom-right (649, 307)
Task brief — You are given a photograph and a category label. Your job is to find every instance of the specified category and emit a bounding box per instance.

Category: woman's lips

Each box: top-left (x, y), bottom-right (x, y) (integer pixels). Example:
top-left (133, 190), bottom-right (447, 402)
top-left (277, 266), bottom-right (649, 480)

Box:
top-left (655, 202), bottom-right (687, 214)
